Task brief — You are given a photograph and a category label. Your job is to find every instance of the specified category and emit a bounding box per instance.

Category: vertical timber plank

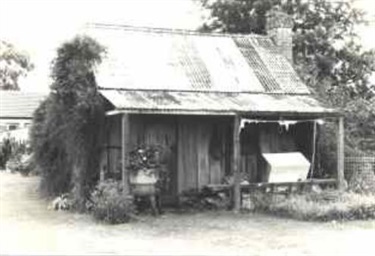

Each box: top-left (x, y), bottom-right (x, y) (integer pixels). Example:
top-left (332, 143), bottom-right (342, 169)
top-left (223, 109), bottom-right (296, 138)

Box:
top-left (233, 115), bottom-right (241, 212)
top-left (310, 121), bottom-right (317, 178)
top-left (177, 118), bottom-right (184, 194)
top-left (177, 118), bottom-right (198, 192)
top-left (209, 123), bottom-right (225, 184)
top-left (198, 123), bottom-right (210, 188)
top-left (122, 114), bottom-right (130, 195)
top-left (337, 116), bottom-right (345, 190)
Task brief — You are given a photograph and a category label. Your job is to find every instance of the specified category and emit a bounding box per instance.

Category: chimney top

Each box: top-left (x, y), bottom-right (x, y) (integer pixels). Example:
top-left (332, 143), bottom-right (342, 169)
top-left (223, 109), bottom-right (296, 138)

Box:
top-left (266, 8), bottom-right (294, 31)
top-left (266, 7), bottom-right (294, 63)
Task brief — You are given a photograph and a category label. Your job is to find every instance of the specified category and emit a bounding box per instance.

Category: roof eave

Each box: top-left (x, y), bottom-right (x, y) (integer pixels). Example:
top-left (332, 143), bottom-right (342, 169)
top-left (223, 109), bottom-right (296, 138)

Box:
top-left (0, 116), bottom-right (33, 120)
top-left (106, 108), bottom-right (342, 118)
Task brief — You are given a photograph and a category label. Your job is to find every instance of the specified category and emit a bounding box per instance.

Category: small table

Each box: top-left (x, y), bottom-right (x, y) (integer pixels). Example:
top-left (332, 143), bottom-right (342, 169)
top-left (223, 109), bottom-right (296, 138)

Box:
top-left (131, 183), bottom-right (161, 215)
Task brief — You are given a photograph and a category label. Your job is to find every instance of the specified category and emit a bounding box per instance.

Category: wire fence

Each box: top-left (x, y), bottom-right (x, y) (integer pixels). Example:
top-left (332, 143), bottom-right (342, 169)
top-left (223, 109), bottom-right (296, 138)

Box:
top-left (345, 154), bottom-right (375, 181)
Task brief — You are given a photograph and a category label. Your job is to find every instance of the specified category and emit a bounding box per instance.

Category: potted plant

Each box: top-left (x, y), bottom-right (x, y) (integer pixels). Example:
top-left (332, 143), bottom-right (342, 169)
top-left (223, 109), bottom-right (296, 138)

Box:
top-left (127, 145), bottom-right (163, 195)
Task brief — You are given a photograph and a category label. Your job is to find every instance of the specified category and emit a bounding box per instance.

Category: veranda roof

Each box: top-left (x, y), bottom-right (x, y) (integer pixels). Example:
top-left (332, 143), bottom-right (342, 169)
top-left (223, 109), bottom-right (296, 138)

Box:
top-left (101, 89), bottom-right (338, 117)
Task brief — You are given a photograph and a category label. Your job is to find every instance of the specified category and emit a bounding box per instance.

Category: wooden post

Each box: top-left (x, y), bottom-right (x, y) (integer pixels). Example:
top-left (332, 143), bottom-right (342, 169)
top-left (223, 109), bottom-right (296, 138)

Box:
top-left (121, 114), bottom-right (130, 195)
top-left (233, 115), bottom-right (241, 212)
top-left (337, 116), bottom-right (345, 190)
top-left (310, 121), bottom-right (317, 178)
top-left (100, 169), bottom-right (105, 182)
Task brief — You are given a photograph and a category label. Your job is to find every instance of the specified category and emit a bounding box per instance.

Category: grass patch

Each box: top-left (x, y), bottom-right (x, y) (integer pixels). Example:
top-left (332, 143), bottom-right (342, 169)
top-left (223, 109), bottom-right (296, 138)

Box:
top-left (249, 191), bottom-right (375, 222)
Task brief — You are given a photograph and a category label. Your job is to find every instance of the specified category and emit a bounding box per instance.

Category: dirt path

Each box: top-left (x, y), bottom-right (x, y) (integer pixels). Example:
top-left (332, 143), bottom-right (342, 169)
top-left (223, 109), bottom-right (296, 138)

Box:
top-left (0, 172), bottom-right (374, 255)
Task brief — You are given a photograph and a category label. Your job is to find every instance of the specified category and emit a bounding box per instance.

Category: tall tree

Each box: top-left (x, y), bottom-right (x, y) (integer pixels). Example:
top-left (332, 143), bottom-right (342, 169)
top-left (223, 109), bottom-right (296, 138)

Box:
top-left (0, 40), bottom-right (33, 90)
top-left (30, 36), bottom-right (106, 210)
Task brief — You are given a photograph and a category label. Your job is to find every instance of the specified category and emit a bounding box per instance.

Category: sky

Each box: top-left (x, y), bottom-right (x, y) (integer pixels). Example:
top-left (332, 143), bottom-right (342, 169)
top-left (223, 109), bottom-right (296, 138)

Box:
top-left (0, 0), bottom-right (374, 92)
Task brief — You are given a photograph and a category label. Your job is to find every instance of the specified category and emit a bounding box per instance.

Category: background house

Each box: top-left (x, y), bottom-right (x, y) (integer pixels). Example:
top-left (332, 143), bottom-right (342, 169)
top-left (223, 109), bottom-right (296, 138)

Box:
top-left (0, 91), bottom-right (46, 141)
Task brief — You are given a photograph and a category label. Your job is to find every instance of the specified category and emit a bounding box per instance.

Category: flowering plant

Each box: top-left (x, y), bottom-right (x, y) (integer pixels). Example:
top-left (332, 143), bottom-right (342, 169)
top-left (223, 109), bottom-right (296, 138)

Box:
top-left (127, 145), bottom-right (162, 177)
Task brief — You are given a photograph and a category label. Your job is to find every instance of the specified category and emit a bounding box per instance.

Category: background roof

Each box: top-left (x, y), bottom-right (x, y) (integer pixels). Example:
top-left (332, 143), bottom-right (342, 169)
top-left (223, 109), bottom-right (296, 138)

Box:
top-left (86, 24), bottom-right (310, 94)
top-left (0, 91), bottom-right (46, 119)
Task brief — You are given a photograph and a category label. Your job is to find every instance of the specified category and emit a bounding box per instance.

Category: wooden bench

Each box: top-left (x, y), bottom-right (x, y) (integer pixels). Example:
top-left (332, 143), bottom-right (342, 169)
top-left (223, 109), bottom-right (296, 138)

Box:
top-left (205, 179), bottom-right (338, 203)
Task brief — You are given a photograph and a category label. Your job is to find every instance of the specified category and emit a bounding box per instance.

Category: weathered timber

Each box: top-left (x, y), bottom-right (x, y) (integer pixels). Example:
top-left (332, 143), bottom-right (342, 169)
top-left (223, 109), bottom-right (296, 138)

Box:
top-left (233, 115), bottom-right (241, 212)
top-left (121, 114), bottom-right (130, 195)
top-left (337, 116), bottom-right (345, 190)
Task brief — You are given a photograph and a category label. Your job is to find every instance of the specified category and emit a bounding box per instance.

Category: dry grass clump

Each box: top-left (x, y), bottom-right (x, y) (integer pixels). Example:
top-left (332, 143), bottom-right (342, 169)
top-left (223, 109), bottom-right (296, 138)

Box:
top-left (250, 190), bottom-right (375, 221)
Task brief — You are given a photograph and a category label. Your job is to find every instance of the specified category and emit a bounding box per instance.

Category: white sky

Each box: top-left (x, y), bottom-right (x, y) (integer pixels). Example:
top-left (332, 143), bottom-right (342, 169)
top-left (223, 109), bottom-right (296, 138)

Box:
top-left (0, 0), bottom-right (374, 92)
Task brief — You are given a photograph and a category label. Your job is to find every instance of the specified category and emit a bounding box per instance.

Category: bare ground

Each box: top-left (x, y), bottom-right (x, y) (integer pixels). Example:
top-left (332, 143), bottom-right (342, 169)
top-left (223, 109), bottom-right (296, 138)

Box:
top-left (0, 172), bottom-right (374, 255)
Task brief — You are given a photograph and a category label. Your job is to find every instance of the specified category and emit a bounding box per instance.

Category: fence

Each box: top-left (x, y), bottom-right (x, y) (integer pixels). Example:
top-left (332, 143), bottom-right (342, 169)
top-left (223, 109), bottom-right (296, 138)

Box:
top-left (345, 155), bottom-right (375, 181)
top-left (0, 128), bottom-right (29, 143)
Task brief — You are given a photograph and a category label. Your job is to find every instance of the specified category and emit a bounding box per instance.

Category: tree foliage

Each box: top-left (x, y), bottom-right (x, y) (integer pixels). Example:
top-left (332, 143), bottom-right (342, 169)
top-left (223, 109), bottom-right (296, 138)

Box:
top-left (201, 0), bottom-right (375, 157)
top-left (0, 40), bottom-right (33, 90)
top-left (201, 0), bottom-right (374, 96)
top-left (30, 36), bottom-right (106, 210)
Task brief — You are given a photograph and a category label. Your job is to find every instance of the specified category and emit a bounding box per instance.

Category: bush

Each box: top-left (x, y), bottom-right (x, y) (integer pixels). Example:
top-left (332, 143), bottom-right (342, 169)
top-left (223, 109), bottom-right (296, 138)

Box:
top-left (0, 138), bottom-right (12, 169)
top-left (0, 138), bottom-right (28, 170)
top-left (249, 190), bottom-right (375, 221)
top-left (5, 153), bottom-right (33, 176)
top-left (89, 180), bottom-right (135, 224)
top-left (179, 187), bottom-right (231, 211)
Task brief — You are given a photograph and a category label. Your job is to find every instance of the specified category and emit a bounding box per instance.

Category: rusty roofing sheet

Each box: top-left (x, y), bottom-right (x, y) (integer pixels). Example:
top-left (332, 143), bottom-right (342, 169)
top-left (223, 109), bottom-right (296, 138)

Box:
top-left (85, 25), bottom-right (310, 94)
top-left (100, 89), bottom-right (338, 116)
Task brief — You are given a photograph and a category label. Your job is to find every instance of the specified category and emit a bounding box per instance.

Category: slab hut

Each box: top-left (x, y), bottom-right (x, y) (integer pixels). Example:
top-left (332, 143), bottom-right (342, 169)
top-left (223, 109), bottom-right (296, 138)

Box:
top-left (86, 22), bottom-right (344, 210)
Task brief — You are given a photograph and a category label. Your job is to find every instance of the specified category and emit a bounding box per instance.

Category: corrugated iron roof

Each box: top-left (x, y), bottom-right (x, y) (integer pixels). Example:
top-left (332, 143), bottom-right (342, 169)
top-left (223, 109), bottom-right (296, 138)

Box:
top-left (87, 25), bottom-right (337, 116)
top-left (84, 24), bottom-right (310, 94)
top-left (100, 89), bottom-right (338, 116)
top-left (0, 91), bottom-right (46, 119)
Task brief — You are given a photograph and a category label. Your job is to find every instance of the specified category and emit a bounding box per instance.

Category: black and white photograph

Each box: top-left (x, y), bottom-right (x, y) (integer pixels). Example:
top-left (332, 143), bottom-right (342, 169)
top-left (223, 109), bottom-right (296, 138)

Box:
top-left (0, 0), bottom-right (374, 255)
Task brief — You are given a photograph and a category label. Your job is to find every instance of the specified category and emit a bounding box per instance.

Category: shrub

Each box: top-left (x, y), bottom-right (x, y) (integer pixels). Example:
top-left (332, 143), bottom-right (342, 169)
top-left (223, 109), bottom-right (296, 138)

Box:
top-left (5, 153), bottom-right (33, 176)
top-left (0, 138), bottom-right (28, 170)
top-left (249, 190), bottom-right (375, 221)
top-left (89, 180), bottom-right (135, 224)
top-left (179, 187), bottom-right (231, 211)
top-left (0, 138), bottom-right (12, 169)
top-left (30, 98), bottom-right (73, 196)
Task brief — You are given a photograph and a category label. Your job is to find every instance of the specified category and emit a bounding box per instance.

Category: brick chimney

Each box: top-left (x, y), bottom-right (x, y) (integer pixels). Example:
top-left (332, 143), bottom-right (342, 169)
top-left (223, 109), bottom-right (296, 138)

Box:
top-left (266, 8), bottom-right (294, 63)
